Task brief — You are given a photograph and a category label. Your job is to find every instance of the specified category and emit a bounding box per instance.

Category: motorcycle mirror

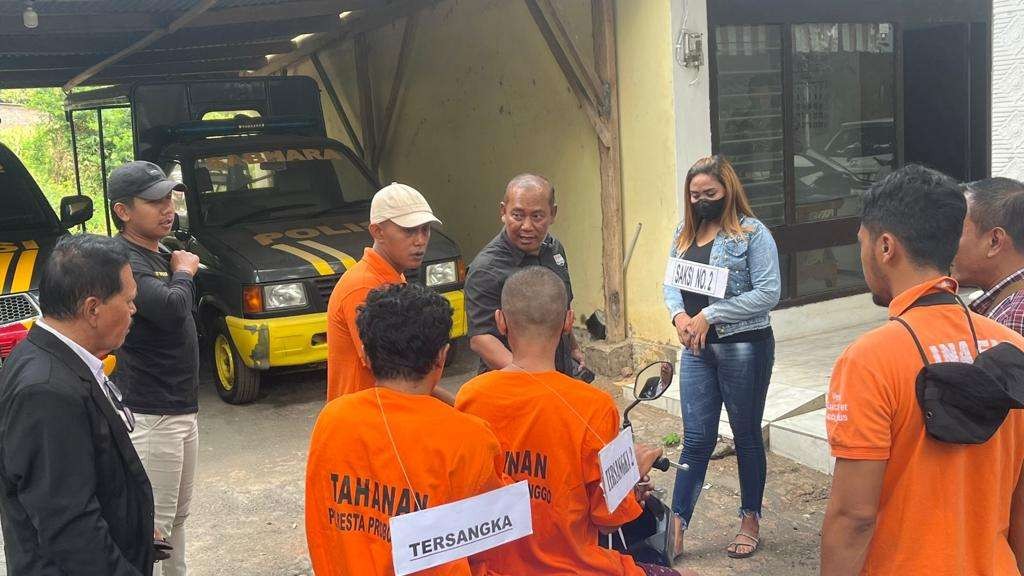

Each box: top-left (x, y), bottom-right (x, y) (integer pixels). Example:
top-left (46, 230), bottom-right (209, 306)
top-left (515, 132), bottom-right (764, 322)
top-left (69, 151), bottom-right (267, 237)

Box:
top-left (633, 361), bottom-right (674, 401)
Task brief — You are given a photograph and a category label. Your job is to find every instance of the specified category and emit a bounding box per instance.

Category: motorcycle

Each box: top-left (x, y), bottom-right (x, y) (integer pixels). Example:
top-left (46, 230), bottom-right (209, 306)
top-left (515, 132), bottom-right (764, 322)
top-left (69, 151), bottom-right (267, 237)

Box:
top-left (600, 360), bottom-right (687, 567)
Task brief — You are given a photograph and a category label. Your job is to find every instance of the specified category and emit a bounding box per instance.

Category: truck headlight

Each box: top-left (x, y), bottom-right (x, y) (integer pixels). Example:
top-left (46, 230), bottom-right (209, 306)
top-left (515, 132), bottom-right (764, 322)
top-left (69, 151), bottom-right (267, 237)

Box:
top-left (425, 261), bottom-right (458, 287)
top-left (263, 283), bottom-right (308, 310)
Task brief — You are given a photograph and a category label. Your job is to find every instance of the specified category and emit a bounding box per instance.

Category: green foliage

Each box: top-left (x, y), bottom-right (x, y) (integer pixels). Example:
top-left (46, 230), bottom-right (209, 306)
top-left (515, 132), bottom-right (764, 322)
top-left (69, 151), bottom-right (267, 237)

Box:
top-left (0, 88), bottom-right (134, 234)
top-left (662, 432), bottom-right (682, 448)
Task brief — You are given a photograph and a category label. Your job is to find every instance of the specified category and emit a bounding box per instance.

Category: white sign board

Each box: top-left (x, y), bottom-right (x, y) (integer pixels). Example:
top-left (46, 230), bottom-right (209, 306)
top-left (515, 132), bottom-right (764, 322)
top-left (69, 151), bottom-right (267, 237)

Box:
top-left (598, 427), bottom-right (640, 513)
top-left (390, 480), bottom-right (533, 576)
top-left (664, 257), bottom-right (729, 298)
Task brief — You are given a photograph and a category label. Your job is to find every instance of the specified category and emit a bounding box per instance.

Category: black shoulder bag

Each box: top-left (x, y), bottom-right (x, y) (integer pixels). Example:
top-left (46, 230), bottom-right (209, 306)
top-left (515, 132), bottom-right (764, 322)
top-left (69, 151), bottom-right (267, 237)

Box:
top-left (891, 292), bottom-right (1024, 444)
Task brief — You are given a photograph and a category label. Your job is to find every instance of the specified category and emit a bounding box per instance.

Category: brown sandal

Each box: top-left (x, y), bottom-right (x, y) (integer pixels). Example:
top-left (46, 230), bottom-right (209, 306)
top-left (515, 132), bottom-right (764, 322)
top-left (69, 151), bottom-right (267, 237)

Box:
top-left (726, 531), bottom-right (759, 559)
top-left (669, 514), bottom-right (685, 561)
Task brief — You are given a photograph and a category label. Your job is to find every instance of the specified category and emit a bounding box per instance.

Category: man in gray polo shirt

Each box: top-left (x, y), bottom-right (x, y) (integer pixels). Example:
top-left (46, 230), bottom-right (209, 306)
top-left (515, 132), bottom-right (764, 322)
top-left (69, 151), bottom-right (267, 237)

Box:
top-left (464, 173), bottom-right (584, 376)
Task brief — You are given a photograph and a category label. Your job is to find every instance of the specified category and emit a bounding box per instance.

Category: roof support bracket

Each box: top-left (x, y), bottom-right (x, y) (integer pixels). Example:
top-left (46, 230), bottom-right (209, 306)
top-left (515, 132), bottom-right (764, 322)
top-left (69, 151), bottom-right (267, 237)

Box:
top-left (353, 32), bottom-right (378, 173)
top-left (524, 0), bottom-right (611, 147)
top-left (311, 51), bottom-right (366, 161)
top-left (374, 11), bottom-right (421, 166)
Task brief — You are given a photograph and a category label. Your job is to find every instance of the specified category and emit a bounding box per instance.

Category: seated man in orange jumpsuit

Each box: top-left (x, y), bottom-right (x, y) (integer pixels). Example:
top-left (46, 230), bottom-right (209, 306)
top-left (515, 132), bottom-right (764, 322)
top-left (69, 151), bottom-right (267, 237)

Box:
top-left (456, 266), bottom-right (698, 576)
top-left (307, 283), bottom-right (507, 575)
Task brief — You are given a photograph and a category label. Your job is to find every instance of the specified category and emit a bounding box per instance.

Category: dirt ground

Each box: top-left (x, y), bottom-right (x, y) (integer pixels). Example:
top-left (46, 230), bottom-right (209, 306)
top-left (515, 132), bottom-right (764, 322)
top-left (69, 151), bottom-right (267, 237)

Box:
top-left (1, 342), bottom-right (830, 575)
top-left (626, 391), bottom-right (830, 576)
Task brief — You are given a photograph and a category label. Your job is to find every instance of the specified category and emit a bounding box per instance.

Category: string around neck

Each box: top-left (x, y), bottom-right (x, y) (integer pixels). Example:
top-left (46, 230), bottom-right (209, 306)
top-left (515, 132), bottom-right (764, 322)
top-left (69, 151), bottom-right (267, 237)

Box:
top-left (374, 387), bottom-right (419, 509)
top-left (507, 362), bottom-right (609, 446)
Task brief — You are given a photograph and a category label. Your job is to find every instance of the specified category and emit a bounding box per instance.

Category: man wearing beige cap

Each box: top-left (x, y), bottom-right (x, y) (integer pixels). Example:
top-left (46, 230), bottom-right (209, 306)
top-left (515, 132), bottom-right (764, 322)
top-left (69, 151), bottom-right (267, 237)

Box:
top-left (325, 182), bottom-right (445, 401)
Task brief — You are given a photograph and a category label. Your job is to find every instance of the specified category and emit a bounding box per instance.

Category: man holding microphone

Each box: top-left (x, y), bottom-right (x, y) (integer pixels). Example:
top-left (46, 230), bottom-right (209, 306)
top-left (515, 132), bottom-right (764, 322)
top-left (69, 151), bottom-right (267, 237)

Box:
top-left (109, 161), bottom-right (201, 576)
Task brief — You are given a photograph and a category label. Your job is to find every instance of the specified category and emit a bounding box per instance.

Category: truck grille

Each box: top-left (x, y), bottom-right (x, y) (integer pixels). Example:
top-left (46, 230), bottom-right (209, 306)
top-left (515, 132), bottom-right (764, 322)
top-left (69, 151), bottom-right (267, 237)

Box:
top-left (309, 268), bottom-right (426, 308)
top-left (0, 294), bottom-right (39, 326)
top-left (312, 274), bottom-right (342, 304)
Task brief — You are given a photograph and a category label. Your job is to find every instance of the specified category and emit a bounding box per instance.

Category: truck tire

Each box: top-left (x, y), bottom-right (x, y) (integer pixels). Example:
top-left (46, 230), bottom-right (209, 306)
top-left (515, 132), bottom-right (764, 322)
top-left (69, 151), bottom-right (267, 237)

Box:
top-left (211, 318), bottom-right (261, 404)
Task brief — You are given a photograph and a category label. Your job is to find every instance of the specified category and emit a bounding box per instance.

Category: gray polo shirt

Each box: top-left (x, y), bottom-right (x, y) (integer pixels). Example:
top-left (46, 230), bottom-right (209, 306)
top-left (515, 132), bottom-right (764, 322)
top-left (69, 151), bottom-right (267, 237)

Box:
top-left (465, 230), bottom-right (575, 374)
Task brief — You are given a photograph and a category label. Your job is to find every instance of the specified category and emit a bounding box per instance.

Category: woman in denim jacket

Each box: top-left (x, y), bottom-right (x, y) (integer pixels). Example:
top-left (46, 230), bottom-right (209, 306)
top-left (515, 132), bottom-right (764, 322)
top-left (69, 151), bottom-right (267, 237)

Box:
top-left (663, 156), bottom-right (781, 560)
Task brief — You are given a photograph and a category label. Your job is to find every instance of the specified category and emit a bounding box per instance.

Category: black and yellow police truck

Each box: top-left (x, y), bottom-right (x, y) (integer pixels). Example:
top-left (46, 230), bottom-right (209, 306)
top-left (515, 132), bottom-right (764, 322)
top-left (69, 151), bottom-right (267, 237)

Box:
top-left (64, 77), bottom-right (467, 404)
top-left (0, 141), bottom-right (93, 367)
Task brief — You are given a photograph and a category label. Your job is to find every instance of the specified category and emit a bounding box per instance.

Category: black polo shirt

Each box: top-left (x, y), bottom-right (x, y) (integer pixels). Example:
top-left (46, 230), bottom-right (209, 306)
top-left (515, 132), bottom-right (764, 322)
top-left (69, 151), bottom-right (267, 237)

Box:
top-left (115, 237), bottom-right (199, 415)
top-left (465, 230), bottom-right (575, 374)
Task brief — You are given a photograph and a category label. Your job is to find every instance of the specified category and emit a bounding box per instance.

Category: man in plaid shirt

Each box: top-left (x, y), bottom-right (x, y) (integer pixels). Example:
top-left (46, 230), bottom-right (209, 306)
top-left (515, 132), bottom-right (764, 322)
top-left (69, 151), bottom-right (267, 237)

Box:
top-left (952, 177), bottom-right (1024, 335)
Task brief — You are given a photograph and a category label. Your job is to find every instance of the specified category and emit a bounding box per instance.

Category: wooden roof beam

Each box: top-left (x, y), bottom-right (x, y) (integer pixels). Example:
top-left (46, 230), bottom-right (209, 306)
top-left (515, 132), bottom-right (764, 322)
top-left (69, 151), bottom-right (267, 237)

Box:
top-left (62, 0), bottom-right (219, 92)
top-left (4, 57), bottom-right (262, 85)
top-left (146, 15), bottom-right (340, 51)
top-left (254, 0), bottom-right (437, 76)
top-left (3, 69), bottom-right (240, 90)
top-left (0, 41), bottom-right (294, 72)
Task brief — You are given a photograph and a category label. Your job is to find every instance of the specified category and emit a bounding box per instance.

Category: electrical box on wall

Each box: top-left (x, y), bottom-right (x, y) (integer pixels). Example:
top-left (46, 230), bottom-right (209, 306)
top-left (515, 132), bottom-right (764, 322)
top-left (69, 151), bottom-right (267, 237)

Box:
top-left (681, 31), bottom-right (704, 68)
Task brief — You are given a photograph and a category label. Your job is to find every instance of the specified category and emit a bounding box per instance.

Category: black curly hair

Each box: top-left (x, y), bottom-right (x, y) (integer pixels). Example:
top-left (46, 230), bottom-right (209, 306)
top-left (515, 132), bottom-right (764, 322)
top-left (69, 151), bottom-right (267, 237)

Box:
top-left (355, 283), bottom-right (453, 381)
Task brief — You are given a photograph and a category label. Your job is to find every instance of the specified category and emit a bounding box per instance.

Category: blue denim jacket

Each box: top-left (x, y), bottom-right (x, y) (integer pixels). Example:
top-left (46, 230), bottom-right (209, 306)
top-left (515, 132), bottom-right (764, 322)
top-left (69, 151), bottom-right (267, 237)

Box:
top-left (663, 216), bottom-right (781, 338)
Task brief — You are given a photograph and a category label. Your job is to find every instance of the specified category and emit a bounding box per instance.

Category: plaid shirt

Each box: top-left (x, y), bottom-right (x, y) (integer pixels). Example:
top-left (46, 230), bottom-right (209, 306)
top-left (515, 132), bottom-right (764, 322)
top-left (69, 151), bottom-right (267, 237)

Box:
top-left (970, 266), bottom-right (1024, 336)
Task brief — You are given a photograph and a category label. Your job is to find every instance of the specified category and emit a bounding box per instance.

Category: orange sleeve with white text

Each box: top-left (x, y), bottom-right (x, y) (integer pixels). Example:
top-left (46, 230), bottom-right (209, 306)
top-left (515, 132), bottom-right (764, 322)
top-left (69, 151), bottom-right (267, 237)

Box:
top-left (826, 349), bottom-right (896, 460)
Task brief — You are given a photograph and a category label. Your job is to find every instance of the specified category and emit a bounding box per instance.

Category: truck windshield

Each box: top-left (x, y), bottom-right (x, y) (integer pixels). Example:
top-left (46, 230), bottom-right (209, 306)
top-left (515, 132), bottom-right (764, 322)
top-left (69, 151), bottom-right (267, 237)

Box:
top-left (0, 156), bottom-right (54, 231)
top-left (194, 146), bottom-right (376, 226)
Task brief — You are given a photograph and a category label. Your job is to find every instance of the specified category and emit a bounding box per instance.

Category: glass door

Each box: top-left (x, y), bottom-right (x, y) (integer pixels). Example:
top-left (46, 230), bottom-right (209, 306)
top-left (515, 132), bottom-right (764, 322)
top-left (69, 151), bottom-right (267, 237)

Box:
top-left (711, 22), bottom-right (898, 303)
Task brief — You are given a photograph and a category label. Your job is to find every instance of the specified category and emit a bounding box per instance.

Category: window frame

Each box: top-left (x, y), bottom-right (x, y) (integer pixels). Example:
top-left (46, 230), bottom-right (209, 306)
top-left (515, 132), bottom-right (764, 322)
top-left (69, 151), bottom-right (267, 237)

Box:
top-left (707, 0), bottom-right (989, 307)
top-left (708, 20), bottom-right (899, 306)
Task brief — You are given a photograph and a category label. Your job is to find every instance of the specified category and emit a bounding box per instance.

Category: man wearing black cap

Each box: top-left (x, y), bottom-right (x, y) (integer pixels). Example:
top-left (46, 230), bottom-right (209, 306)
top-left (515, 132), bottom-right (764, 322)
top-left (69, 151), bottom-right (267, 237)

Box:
top-left (108, 161), bottom-right (200, 576)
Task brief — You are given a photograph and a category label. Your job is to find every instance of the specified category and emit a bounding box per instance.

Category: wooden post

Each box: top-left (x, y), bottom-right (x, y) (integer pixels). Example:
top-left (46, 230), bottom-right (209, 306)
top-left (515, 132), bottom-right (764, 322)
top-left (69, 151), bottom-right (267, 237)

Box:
top-left (354, 32), bottom-right (378, 173)
top-left (592, 0), bottom-right (626, 342)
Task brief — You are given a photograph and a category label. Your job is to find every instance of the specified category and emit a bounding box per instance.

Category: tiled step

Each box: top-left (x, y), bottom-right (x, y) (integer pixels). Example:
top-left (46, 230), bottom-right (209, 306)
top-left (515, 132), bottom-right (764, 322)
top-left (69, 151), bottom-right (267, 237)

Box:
top-left (617, 360), bottom-right (825, 447)
top-left (769, 408), bottom-right (834, 475)
top-left (717, 384), bottom-right (824, 443)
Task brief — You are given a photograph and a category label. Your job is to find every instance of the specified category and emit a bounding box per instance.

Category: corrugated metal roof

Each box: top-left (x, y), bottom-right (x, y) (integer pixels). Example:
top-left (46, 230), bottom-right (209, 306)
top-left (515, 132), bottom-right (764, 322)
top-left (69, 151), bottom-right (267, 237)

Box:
top-left (0, 0), bottom-right (417, 89)
top-left (0, 0), bottom-right (293, 14)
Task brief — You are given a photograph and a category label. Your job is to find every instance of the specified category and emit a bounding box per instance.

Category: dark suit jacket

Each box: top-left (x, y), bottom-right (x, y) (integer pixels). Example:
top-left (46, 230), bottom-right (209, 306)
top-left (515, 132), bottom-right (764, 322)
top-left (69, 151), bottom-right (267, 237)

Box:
top-left (0, 326), bottom-right (154, 576)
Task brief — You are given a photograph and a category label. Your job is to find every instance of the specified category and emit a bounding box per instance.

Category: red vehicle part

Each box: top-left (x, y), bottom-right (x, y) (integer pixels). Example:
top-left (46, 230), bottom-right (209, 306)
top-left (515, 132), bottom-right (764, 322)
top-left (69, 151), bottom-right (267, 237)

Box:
top-left (0, 321), bottom-right (31, 361)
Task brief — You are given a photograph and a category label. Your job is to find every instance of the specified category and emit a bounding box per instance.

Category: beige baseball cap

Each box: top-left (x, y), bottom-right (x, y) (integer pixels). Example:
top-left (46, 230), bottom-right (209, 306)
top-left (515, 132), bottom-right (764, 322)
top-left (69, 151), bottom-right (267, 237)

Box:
top-left (369, 182), bottom-right (442, 228)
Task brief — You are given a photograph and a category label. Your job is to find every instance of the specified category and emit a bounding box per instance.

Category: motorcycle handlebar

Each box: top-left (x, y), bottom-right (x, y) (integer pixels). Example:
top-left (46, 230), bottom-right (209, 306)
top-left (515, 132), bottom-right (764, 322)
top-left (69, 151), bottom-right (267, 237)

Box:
top-left (652, 456), bottom-right (689, 472)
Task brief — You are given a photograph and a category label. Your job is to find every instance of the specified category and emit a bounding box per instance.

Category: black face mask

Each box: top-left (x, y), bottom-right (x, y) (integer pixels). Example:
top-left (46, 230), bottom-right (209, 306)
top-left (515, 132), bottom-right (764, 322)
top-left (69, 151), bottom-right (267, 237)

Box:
top-left (694, 198), bottom-right (726, 221)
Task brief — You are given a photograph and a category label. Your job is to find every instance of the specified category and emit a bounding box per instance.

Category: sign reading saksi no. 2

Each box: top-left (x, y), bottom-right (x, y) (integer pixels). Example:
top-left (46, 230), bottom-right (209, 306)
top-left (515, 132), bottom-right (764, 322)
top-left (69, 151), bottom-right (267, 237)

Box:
top-left (664, 257), bottom-right (729, 299)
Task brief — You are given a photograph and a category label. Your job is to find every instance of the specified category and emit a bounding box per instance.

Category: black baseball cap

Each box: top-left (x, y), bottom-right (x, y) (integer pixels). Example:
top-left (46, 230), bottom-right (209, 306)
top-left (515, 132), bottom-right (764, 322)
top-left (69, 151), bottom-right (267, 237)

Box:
top-left (107, 161), bottom-right (186, 203)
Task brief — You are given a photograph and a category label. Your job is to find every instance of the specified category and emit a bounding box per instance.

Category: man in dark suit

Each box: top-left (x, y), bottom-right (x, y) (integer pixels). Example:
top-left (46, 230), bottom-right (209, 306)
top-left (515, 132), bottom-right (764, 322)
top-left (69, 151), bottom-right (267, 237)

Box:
top-left (0, 234), bottom-right (155, 576)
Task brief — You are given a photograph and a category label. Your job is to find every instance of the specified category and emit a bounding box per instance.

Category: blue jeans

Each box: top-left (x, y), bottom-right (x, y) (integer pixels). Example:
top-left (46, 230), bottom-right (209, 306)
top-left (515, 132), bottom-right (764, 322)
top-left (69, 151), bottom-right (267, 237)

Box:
top-left (670, 336), bottom-right (775, 527)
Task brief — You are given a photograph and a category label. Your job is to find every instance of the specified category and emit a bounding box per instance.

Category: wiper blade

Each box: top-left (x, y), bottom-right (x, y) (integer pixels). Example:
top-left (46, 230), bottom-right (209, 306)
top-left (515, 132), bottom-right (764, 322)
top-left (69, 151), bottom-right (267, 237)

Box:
top-left (218, 203), bottom-right (316, 227)
top-left (297, 202), bottom-right (369, 219)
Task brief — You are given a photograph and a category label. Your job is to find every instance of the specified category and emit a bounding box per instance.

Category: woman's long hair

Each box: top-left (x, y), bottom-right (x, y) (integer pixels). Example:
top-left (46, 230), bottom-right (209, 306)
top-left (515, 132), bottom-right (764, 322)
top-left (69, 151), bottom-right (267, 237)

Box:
top-left (675, 155), bottom-right (756, 253)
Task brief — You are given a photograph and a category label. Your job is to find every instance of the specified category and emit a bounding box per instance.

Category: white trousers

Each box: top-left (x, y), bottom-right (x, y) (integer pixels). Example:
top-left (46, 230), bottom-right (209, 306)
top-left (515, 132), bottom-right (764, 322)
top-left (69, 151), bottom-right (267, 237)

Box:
top-left (131, 413), bottom-right (199, 576)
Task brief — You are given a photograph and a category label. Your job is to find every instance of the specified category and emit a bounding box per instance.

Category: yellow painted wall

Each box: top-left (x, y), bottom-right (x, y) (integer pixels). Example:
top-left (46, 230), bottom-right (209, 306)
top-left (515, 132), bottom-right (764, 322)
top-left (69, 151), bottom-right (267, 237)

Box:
top-left (291, 0), bottom-right (681, 344)
top-left (296, 0), bottom-right (607, 321)
top-left (617, 0), bottom-right (678, 344)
